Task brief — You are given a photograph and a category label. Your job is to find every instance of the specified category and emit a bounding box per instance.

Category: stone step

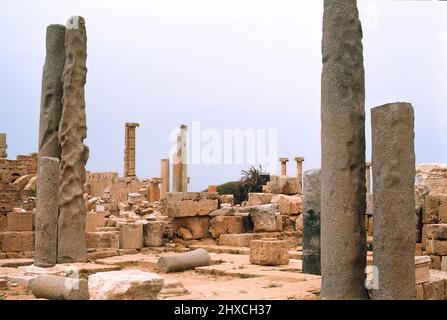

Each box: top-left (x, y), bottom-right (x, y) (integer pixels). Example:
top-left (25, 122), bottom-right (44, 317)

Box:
top-left (0, 258), bottom-right (34, 268)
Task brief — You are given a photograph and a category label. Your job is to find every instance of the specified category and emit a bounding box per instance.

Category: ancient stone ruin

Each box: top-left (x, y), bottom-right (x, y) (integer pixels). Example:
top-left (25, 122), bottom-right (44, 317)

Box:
top-left (1, 1), bottom-right (447, 302)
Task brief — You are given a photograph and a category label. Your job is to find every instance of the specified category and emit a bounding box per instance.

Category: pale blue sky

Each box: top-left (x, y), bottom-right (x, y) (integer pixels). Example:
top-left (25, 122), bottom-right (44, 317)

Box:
top-left (1, 0), bottom-right (446, 191)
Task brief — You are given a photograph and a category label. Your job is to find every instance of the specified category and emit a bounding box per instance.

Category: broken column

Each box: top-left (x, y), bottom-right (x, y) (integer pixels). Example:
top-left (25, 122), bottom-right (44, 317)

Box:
top-left (294, 157), bottom-right (305, 193)
top-left (124, 122), bottom-right (140, 178)
top-left (35, 157), bottom-right (59, 267)
top-left (371, 103), bottom-right (416, 299)
top-left (160, 159), bottom-right (170, 199)
top-left (0, 133), bottom-right (7, 158)
top-left (57, 16), bottom-right (89, 263)
top-left (365, 162), bottom-right (372, 193)
top-left (321, 0), bottom-right (367, 299)
top-left (173, 124), bottom-right (188, 192)
top-left (302, 169), bottom-right (321, 275)
top-left (149, 178), bottom-right (162, 202)
top-left (38, 24), bottom-right (65, 161)
top-left (279, 157), bottom-right (289, 176)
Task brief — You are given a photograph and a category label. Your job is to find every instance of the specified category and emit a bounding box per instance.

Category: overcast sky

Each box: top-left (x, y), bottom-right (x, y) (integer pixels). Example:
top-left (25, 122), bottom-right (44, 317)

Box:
top-left (1, 0), bottom-right (446, 191)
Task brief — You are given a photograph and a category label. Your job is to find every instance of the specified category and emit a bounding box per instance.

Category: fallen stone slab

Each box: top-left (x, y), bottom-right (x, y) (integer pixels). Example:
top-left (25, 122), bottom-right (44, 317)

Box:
top-left (29, 275), bottom-right (90, 300)
top-left (157, 248), bottom-right (211, 273)
top-left (88, 269), bottom-right (164, 300)
top-left (0, 258), bottom-right (34, 268)
top-left (19, 263), bottom-right (121, 279)
top-left (189, 244), bottom-right (250, 255)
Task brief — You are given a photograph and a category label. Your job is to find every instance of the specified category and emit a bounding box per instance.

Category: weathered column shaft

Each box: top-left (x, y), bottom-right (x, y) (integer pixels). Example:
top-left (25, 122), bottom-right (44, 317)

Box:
top-left (57, 16), bottom-right (89, 263)
top-left (365, 162), bottom-right (372, 193)
top-left (149, 179), bottom-right (161, 202)
top-left (38, 24), bottom-right (65, 161)
top-left (179, 125), bottom-right (188, 192)
top-left (35, 157), bottom-right (59, 267)
top-left (0, 133), bottom-right (7, 158)
top-left (173, 125), bottom-right (188, 192)
top-left (279, 158), bottom-right (289, 176)
top-left (371, 103), bottom-right (416, 299)
top-left (295, 157), bottom-right (305, 193)
top-left (302, 169), bottom-right (321, 275)
top-left (321, 0), bottom-right (367, 299)
top-left (160, 159), bottom-right (170, 198)
top-left (124, 123), bottom-right (139, 178)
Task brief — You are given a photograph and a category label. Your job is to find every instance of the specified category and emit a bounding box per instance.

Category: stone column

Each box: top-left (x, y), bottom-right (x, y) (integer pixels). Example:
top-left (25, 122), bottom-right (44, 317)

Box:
top-left (173, 125), bottom-right (188, 192)
top-left (294, 157), bottom-right (305, 193)
top-left (149, 178), bottom-right (162, 202)
top-left (35, 157), bottom-right (59, 267)
top-left (0, 133), bottom-right (7, 158)
top-left (279, 158), bottom-right (289, 176)
top-left (371, 103), bottom-right (416, 299)
top-left (160, 159), bottom-right (170, 199)
top-left (57, 16), bottom-right (89, 263)
top-left (321, 0), bottom-right (367, 299)
top-left (302, 169), bottom-right (321, 275)
top-left (124, 122), bottom-right (140, 178)
top-left (365, 162), bottom-right (372, 193)
top-left (38, 24), bottom-right (65, 162)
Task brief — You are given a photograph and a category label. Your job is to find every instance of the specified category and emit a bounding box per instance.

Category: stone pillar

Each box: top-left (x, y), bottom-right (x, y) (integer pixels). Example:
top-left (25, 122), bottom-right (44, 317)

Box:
top-left (365, 162), bottom-right (372, 193)
top-left (35, 157), bottom-right (59, 267)
top-left (38, 24), bottom-right (65, 162)
top-left (160, 159), bottom-right (170, 199)
top-left (173, 125), bottom-right (188, 192)
top-left (302, 169), bottom-right (321, 275)
top-left (208, 185), bottom-right (217, 193)
top-left (371, 103), bottom-right (416, 299)
top-left (57, 16), bottom-right (89, 263)
top-left (279, 158), bottom-right (289, 176)
top-left (321, 0), bottom-right (367, 299)
top-left (124, 122), bottom-right (140, 178)
top-left (294, 157), bottom-right (305, 193)
top-left (149, 178), bottom-right (162, 202)
top-left (0, 133), bottom-right (7, 158)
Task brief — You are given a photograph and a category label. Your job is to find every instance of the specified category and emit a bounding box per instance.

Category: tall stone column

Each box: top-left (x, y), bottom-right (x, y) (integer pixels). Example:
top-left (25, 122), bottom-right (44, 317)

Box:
top-left (35, 157), bottom-right (59, 267)
top-left (371, 103), bottom-right (416, 299)
top-left (279, 158), bottom-right (289, 176)
top-left (321, 0), bottom-right (367, 299)
top-left (160, 159), bottom-right (170, 199)
top-left (302, 169), bottom-right (321, 275)
top-left (149, 178), bottom-right (162, 202)
top-left (294, 157), bottom-right (305, 193)
top-left (365, 162), bottom-right (372, 193)
top-left (57, 16), bottom-right (89, 263)
top-left (173, 125), bottom-right (188, 192)
top-left (38, 24), bottom-right (65, 162)
top-left (124, 122), bottom-right (140, 178)
top-left (0, 133), bottom-right (7, 158)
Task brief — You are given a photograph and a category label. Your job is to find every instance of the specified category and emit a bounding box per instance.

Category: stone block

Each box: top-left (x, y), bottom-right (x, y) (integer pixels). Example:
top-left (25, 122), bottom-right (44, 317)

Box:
top-left (218, 194), bottom-right (234, 205)
top-left (0, 231), bottom-right (34, 252)
top-left (426, 239), bottom-right (447, 256)
top-left (219, 232), bottom-right (280, 247)
top-left (441, 256), bottom-right (447, 271)
top-left (0, 215), bottom-right (6, 232)
top-left (88, 269), bottom-right (164, 300)
top-left (423, 195), bottom-right (442, 224)
top-left (429, 255), bottom-right (441, 270)
top-left (415, 256), bottom-right (431, 284)
top-left (270, 194), bottom-right (303, 215)
top-left (95, 212), bottom-right (107, 228)
top-left (143, 221), bottom-right (165, 247)
top-left (86, 231), bottom-right (119, 249)
top-left (248, 193), bottom-right (274, 206)
top-left (85, 212), bottom-right (97, 233)
top-left (423, 278), bottom-right (446, 300)
top-left (118, 223), bottom-right (143, 249)
top-left (427, 224), bottom-right (447, 240)
top-left (173, 216), bottom-right (210, 240)
top-left (7, 211), bottom-right (33, 231)
top-left (249, 204), bottom-right (277, 232)
top-left (263, 176), bottom-right (300, 195)
top-left (250, 239), bottom-right (290, 266)
top-left (127, 193), bottom-right (144, 205)
top-left (209, 216), bottom-right (243, 238)
top-left (415, 284), bottom-right (424, 300)
top-left (167, 199), bottom-right (218, 218)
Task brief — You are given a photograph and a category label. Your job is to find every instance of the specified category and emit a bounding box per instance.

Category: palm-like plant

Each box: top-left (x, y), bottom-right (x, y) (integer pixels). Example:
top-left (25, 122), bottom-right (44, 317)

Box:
top-left (240, 165), bottom-right (268, 198)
